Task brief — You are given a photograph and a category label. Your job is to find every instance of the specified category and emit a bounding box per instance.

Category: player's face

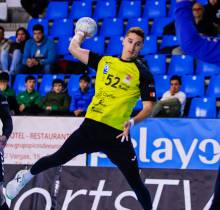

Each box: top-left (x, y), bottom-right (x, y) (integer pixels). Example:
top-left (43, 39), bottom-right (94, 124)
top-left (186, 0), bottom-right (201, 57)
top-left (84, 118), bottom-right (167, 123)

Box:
top-left (53, 83), bottom-right (63, 93)
top-left (170, 79), bottom-right (180, 94)
top-left (0, 81), bottom-right (8, 91)
top-left (33, 30), bottom-right (43, 43)
top-left (122, 32), bottom-right (143, 60)
top-left (26, 79), bottom-right (35, 92)
top-left (79, 80), bottom-right (89, 91)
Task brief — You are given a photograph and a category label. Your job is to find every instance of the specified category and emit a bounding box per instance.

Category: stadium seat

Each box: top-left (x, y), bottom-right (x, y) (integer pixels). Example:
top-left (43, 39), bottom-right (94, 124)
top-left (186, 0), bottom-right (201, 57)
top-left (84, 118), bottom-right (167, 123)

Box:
top-left (182, 75), bottom-right (204, 97)
top-left (93, 0), bottom-right (116, 20)
top-left (64, 54), bottom-right (79, 62)
top-left (143, 0), bottom-right (166, 19)
top-left (154, 75), bottom-right (171, 98)
top-left (160, 35), bottom-right (179, 49)
top-left (188, 97), bottom-right (216, 118)
top-left (168, 55), bottom-right (194, 76)
top-left (56, 36), bottom-right (72, 56)
top-left (13, 74), bottom-right (38, 95)
top-left (133, 98), bottom-right (143, 111)
top-left (207, 76), bottom-right (220, 98)
top-left (196, 60), bottom-right (220, 76)
top-left (168, 0), bottom-right (176, 17)
top-left (69, 1), bottom-right (92, 20)
top-left (106, 36), bottom-right (123, 55)
top-left (140, 36), bottom-right (157, 55)
top-left (39, 74), bottom-right (65, 96)
top-left (100, 18), bottom-right (123, 37)
top-left (118, 0), bottom-right (142, 19)
top-left (126, 18), bottom-right (149, 35)
top-left (50, 19), bottom-right (74, 38)
top-left (67, 74), bottom-right (82, 95)
top-left (145, 54), bottom-right (166, 75)
top-left (46, 1), bottom-right (69, 20)
top-left (151, 17), bottom-right (173, 36)
top-left (82, 36), bottom-right (105, 54)
top-left (27, 18), bottom-right (49, 36)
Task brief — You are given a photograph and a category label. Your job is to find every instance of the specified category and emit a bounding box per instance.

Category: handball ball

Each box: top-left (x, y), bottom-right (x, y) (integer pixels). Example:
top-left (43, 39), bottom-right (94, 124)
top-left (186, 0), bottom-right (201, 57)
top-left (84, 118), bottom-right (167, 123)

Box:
top-left (75, 17), bottom-right (97, 38)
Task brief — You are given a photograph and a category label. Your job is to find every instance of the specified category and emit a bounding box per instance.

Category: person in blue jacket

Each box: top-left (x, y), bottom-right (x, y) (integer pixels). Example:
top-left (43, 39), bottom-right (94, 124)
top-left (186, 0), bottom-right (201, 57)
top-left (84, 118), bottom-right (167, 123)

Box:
top-left (70, 74), bottom-right (94, 117)
top-left (0, 92), bottom-right (12, 210)
top-left (175, 1), bottom-right (220, 209)
top-left (19, 24), bottom-right (56, 74)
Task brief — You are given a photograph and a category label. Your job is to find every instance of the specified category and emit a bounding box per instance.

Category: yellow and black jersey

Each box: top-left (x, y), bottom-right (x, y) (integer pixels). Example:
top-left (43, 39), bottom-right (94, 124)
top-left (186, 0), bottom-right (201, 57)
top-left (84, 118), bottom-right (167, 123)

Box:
top-left (85, 52), bottom-right (156, 131)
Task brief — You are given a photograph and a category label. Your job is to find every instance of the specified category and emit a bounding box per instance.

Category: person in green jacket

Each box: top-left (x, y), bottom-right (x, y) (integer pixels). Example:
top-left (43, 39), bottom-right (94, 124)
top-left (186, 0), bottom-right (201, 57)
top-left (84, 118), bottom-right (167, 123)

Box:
top-left (41, 78), bottom-right (70, 115)
top-left (0, 72), bottom-right (18, 114)
top-left (16, 75), bottom-right (41, 115)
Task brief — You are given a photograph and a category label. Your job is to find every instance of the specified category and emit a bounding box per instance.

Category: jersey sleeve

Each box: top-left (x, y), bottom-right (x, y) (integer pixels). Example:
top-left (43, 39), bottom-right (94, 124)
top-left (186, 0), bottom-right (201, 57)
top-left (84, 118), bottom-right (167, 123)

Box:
top-left (0, 94), bottom-right (13, 139)
top-left (136, 59), bottom-right (156, 102)
top-left (87, 51), bottom-right (103, 70)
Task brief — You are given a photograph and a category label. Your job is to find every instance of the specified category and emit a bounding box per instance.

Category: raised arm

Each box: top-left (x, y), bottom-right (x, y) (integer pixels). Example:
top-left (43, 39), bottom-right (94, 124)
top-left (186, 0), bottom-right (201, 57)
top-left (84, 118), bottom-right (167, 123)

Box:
top-left (175, 1), bottom-right (220, 65)
top-left (68, 31), bottom-right (90, 65)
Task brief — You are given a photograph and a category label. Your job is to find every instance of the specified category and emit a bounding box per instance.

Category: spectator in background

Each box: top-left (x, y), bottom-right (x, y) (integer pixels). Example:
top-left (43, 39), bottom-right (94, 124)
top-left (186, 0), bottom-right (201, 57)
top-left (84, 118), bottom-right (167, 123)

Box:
top-left (192, 2), bottom-right (218, 36)
top-left (0, 26), bottom-right (10, 71)
top-left (204, 0), bottom-right (220, 28)
top-left (21, 24), bottom-right (56, 74)
top-left (0, 72), bottom-right (17, 114)
top-left (1, 27), bottom-right (30, 75)
top-left (41, 79), bottom-right (70, 115)
top-left (16, 75), bottom-right (41, 115)
top-left (151, 75), bottom-right (186, 117)
top-left (70, 75), bottom-right (94, 117)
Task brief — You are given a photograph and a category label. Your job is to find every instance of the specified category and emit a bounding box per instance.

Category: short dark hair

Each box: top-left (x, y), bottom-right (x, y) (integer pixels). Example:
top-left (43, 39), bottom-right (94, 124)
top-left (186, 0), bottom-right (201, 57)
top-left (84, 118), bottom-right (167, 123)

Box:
top-left (125, 27), bottom-right (144, 40)
top-left (0, 26), bottom-right (4, 33)
top-left (25, 75), bottom-right (36, 83)
top-left (33, 24), bottom-right (44, 33)
top-left (52, 78), bottom-right (64, 86)
top-left (170, 75), bottom-right (182, 85)
top-left (0, 72), bottom-right (9, 82)
top-left (80, 75), bottom-right (91, 83)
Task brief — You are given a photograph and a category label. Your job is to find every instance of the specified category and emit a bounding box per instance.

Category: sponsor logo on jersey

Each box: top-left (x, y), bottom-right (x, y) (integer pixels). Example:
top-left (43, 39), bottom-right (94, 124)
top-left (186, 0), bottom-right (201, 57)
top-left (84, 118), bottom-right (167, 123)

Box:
top-left (124, 74), bottom-right (132, 84)
top-left (103, 64), bottom-right (109, 74)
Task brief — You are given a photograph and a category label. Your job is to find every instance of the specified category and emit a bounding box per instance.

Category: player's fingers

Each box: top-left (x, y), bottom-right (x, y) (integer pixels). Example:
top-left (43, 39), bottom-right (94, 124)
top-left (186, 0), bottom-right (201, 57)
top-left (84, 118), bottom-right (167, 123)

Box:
top-left (121, 136), bottom-right (125, 143)
top-left (116, 133), bottom-right (123, 139)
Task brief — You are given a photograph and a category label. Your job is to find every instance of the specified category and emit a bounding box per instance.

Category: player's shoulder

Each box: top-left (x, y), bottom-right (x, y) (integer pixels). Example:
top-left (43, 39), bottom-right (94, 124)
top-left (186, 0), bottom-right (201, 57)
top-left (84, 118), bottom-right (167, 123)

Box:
top-left (134, 57), bottom-right (154, 79)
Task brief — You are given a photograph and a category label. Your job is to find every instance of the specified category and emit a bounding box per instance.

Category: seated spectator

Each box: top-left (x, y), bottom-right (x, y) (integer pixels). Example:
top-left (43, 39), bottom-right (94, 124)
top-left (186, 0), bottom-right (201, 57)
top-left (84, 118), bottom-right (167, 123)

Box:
top-left (193, 2), bottom-right (218, 36)
top-left (70, 75), bottom-right (94, 117)
top-left (0, 72), bottom-right (17, 114)
top-left (16, 75), bottom-right (41, 115)
top-left (1, 27), bottom-right (30, 75)
top-left (151, 75), bottom-right (186, 117)
top-left (41, 79), bottom-right (70, 115)
top-left (161, 3), bottom-right (218, 55)
top-left (204, 0), bottom-right (220, 28)
top-left (21, 24), bottom-right (56, 74)
top-left (0, 26), bottom-right (10, 70)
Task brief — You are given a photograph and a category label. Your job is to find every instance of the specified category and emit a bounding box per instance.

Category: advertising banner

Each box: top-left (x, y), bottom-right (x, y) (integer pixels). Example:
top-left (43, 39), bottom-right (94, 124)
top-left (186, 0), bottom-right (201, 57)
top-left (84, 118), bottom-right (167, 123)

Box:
top-left (88, 118), bottom-right (220, 170)
top-left (6, 166), bottom-right (217, 210)
top-left (3, 117), bottom-right (86, 166)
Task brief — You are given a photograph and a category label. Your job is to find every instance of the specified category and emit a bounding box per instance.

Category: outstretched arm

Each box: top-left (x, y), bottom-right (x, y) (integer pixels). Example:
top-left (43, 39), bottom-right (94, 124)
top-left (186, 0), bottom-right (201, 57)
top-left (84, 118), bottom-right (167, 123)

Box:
top-left (175, 0), bottom-right (220, 65)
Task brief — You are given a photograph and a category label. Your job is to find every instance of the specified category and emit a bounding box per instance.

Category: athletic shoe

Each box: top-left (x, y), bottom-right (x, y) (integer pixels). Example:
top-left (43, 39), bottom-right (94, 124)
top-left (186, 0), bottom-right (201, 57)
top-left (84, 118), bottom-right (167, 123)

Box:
top-left (6, 169), bottom-right (30, 200)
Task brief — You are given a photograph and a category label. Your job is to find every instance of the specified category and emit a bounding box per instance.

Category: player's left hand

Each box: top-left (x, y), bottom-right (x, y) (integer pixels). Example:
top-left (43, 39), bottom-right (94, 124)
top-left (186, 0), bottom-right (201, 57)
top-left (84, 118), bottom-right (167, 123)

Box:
top-left (0, 135), bottom-right (7, 149)
top-left (116, 121), bottom-right (132, 142)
